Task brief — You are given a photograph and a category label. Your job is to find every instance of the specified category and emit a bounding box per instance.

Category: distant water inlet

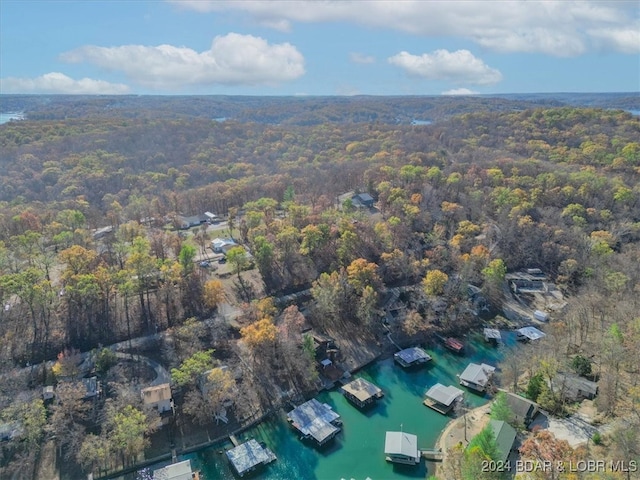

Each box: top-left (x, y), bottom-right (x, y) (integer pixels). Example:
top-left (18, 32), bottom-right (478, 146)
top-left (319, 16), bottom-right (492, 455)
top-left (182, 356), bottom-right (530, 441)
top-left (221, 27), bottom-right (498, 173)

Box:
top-left (179, 331), bottom-right (515, 479)
top-left (0, 112), bottom-right (25, 124)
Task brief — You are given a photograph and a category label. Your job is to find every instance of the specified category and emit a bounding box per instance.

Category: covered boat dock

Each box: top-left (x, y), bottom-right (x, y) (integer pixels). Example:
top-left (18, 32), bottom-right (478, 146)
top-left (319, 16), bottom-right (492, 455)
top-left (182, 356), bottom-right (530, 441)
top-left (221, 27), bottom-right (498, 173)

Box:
top-left (226, 439), bottom-right (276, 477)
top-left (394, 347), bottom-right (432, 368)
top-left (423, 383), bottom-right (464, 414)
top-left (341, 378), bottom-right (384, 408)
top-left (287, 398), bottom-right (342, 446)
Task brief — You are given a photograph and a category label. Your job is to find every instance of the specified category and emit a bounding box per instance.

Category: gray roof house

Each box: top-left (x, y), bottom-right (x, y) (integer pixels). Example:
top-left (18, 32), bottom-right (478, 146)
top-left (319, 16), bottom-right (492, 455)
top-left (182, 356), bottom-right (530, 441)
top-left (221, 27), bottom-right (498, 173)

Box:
top-left (553, 373), bottom-right (598, 401)
top-left (459, 363), bottom-right (496, 392)
top-left (504, 392), bottom-right (539, 428)
top-left (489, 420), bottom-right (517, 463)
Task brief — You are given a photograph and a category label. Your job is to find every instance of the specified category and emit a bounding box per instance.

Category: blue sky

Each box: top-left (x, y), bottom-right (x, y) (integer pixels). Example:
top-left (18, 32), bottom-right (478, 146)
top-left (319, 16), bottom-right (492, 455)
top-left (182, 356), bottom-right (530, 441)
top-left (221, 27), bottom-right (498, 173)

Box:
top-left (1, 0), bottom-right (639, 96)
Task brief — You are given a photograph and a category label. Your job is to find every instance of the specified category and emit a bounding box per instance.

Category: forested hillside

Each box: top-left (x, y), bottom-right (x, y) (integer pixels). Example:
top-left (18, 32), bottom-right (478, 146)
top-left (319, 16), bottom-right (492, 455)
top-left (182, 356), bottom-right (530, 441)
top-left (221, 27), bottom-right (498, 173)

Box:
top-left (0, 97), bottom-right (639, 478)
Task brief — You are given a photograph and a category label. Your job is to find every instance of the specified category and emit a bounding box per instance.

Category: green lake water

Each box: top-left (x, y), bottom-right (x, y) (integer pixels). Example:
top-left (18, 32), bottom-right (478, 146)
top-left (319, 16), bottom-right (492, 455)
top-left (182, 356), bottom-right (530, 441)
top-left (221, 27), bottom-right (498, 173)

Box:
top-left (181, 332), bottom-right (515, 480)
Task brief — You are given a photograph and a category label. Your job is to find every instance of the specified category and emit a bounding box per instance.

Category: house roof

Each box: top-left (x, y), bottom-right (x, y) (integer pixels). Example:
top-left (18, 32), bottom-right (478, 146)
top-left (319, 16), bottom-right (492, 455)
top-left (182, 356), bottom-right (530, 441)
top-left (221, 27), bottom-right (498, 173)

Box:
top-left (287, 399), bottom-right (340, 444)
top-left (426, 383), bottom-right (464, 406)
top-left (82, 376), bottom-right (99, 397)
top-left (489, 420), bottom-right (517, 463)
top-left (226, 439), bottom-right (276, 476)
top-left (394, 347), bottom-right (431, 364)
top-left (554, 373), bottom-right (598, 399)
top-left (384, 431), bottom-right (419, 458)
top-left (342, 378), bottom-right (382, 403)
top-left (152, 460), bottom-right (193, 480)
top-left (504, 393), bottom-right (537, 421)
top-left (212, 237), bottom-right (237, 248)
top-left (517, 326), bottom-right (546, 341)
top-left (354, 192), bottom-right (374, 203)
top-left (460, 363), bottom-right (496, 387)
top-left (141, 383), bottom-right (172, 405)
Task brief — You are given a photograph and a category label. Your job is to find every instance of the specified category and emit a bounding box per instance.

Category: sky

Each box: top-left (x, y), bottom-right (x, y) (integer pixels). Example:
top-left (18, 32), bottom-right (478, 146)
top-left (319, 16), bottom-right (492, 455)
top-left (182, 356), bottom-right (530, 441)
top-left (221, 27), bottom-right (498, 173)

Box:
top-left (0, 0), bottom-right (639, 96)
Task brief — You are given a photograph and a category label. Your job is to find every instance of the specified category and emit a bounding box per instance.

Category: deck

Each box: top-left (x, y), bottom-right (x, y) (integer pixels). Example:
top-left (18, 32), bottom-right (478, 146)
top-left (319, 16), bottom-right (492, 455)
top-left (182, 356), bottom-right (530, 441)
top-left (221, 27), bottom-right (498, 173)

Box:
top-left (423, 398), bottom-right (454, 414)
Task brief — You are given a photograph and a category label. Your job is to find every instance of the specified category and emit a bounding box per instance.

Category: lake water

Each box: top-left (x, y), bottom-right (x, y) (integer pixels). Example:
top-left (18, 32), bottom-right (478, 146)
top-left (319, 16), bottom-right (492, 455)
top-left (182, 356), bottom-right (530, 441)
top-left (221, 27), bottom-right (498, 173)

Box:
top-left (180, 332), bottom-right (515, 480)
top-left (0, 112), bottom-right (24, 124)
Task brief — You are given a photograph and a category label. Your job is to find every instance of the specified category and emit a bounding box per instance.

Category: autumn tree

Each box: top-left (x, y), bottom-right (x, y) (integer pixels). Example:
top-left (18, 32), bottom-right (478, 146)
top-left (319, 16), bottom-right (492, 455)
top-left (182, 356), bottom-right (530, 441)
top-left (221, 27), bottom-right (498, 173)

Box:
top-left (203, 279), bottom-right (226, 311)
top-left (423, 269), bottom-right (449, 296)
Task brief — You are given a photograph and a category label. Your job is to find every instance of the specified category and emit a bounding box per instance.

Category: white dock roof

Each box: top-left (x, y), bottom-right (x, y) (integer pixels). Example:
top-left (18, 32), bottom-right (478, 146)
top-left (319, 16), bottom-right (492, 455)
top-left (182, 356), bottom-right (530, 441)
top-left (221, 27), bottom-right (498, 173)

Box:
top-left (425, 383), bottom-right (464, 406)
top-left (517, 326), bottom-right (546, 341)
top-left (384, 431), bottom-right (419, 458)
top-left (153, 460), bottom-right (193, 480)
top-left (460, 363), bottom-right (496, 387)
top-left (287, 398), bottom-right (340, 444)
top-left (342, 378), bottom-right (382, 403)
top-left (226, 439), bottom-right (276, 476)
top-left (394, 347), bottom-right (431, 364)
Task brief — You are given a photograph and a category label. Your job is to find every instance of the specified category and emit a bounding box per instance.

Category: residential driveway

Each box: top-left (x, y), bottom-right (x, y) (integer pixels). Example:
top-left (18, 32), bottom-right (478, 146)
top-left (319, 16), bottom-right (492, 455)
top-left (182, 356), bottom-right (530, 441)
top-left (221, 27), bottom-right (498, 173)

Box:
top-left (113, 351), bottom-right (171, 386)
top-left (530, 412), bottom-right (603, 447)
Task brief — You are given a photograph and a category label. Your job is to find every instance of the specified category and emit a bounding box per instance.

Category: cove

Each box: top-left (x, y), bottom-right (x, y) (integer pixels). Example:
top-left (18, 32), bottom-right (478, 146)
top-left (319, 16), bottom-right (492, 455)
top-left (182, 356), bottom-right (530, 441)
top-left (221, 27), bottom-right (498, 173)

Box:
top-left (179, 331), bottom-right (515, 479)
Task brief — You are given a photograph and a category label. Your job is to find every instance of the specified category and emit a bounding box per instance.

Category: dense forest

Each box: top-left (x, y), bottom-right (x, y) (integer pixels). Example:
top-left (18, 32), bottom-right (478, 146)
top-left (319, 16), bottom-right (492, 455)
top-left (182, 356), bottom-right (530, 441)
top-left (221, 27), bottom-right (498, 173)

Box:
top-left (0, 95), bottom-right (639, 478)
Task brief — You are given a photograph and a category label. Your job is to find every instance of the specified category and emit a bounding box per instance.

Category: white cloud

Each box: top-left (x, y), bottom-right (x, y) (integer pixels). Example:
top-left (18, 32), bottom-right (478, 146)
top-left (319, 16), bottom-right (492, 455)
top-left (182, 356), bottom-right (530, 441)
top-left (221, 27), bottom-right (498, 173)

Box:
top-left (349, 52), bottom-right (375, 64)
top-left (588, 26), bottom-right (640, 54)
top-left (0, 72), bottom-right (130, 94)
top-left (388, 50), bottom-right (502, 85)
top-left (168, 1), bottom-right (639, 57)
top-left (60, 33), bottom-right (305, 89)
top-left (442, 88), bottom-right (479, 95)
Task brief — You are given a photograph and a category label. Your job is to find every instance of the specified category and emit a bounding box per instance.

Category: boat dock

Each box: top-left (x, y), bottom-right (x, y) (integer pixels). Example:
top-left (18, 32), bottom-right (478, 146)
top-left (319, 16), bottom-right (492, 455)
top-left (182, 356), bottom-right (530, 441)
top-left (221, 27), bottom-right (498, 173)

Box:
top-left (229, 434), bottom-right (239, 447)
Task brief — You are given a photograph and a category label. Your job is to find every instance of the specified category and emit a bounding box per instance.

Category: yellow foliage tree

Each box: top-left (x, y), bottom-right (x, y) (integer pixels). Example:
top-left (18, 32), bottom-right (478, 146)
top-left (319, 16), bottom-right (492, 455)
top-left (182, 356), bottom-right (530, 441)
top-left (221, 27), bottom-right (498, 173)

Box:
top-left (422, 269), bottom-right (449, 296)
top-left (203, 279), bottom-right (226, 310)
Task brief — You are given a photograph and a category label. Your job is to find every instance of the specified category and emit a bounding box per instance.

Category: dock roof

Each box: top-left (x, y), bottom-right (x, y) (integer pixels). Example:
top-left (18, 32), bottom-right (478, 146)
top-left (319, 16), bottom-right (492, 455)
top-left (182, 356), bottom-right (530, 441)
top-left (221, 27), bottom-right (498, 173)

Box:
top-left (517, 326), bottom-right (546, 341)
top-left (152, 460), bottom-right (193, 480)
top-left (483, 328), bottom-right (502, 340)
top-left (394, 347), bottom-right (431, 365)
top-left (287, 398), bottom-right (340, 444)
top-left (226, 439), bottom-right (276, 476)
top-left (342, 378), bottom-right (382, 403)
top-left (384, 431), bottom-right (419, 458)
top-left (425, 383), bottom-right (464, 407)
top-left (460, 363), bottom-right (496, 387)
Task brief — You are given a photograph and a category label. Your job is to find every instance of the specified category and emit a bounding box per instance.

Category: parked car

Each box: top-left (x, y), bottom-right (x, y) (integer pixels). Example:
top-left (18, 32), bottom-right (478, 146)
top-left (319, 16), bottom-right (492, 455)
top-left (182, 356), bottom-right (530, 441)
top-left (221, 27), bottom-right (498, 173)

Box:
top-left (199, 261), bottom-right (210, 268)
top-left (218, 257), bottom-right (227, 264)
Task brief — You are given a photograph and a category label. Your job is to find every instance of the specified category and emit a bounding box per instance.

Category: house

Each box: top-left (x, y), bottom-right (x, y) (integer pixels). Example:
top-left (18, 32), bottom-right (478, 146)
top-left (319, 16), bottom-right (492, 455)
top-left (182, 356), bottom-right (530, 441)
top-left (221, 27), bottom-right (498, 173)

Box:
top-left (82, 376), bottom-right (101, 399)
top-left (153, 459), bottom-right (197, 480)
top-left (424, 383), bottom-right (464, 414)
top-left (517, 326), bottom-right (546, 342)
top-left (394, 347), bottom-right (432, 368)
top-left (226, 439), bottom-right (277, 477)
top-left (459, 363), bottom-right (496, 392)
top-left (141, 383), bottom-right (174, 414)
top-left (341, 378), bottom-right (384, 408)
top-left (384, 431), bottom-right (420, 465)
top-left (489, 419), bottom-right (517, 463)
top-left (506, 271), bottom-right (546, 293)
top-left (352, 192), bottom-right (375, 208)
top-left (553, 373), bottom-right (598, 401)
top-left (211, 237), bottom-right (238, 254)
top-left (287, 398), bottom-right (342, 446)
top-left (42, 385), bottom-right (55, 401)
top-left (176, 214), bottom-right (208, 230)
top-left (204, 211), bottom-right (220, 223)
top-left (504, 392), bottom-right (539, 428)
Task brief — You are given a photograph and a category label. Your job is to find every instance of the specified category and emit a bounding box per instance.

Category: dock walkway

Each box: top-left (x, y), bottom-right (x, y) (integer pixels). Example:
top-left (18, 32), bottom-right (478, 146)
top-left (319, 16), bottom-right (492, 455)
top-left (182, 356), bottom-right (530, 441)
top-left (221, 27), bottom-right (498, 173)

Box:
top-left (229, 435), bottom-right (239, 447)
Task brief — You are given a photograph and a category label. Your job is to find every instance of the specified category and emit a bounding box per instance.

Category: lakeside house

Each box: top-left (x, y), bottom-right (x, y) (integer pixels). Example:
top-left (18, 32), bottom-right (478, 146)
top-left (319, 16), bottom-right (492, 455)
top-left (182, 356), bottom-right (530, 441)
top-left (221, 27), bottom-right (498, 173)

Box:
top-left (394, 347), bottom-right (432, 368)
top-left (459, 363), bottom-right (496, 392)
top-left (141, 383), bottom-right (174, 414)
top-left (82, 376), bottom-right (101, 399)
top-left (226, 439), bottom-right (276, 477)
top-left (552, 373), bottom-right (598, 401)
top-left (516, 326), bottom-right (546, 342)
top-left (287, 398), bottom-right (342, 446)
top-left (504, 392), bottom-right (539, 428)
top-left (424, 383), bottom-right (464, 414)
top-left (384, 431), bottom-right (420, 465)
top-left (489, 419), bottom-right (517, 463)
top-left (341, 378), bottom-right (384, 408)
top-left (152, 459), bottom-right (197, 480)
